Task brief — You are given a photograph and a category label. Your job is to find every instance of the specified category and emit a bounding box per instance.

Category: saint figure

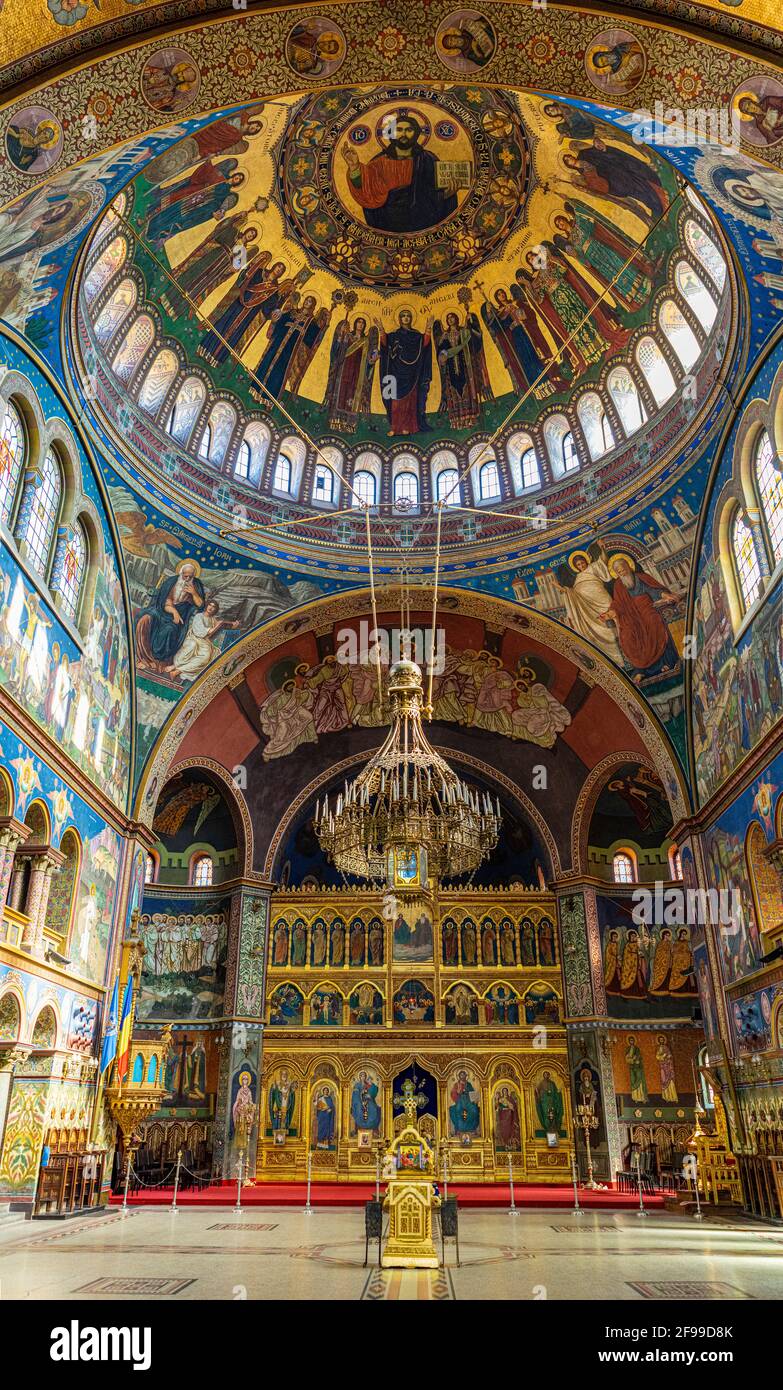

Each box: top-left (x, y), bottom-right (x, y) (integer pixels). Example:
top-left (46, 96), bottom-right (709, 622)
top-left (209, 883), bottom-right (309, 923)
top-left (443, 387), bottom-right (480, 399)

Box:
top-left (342, 115), bottom-right (458, 233)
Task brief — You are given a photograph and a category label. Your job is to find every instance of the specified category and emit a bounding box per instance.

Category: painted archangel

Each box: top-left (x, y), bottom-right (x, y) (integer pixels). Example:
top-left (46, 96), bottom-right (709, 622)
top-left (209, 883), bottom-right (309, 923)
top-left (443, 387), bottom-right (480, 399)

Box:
top-left (433, 308), bottom-right (491, 430)
top-left (326, 315), bottom-right (380, 431)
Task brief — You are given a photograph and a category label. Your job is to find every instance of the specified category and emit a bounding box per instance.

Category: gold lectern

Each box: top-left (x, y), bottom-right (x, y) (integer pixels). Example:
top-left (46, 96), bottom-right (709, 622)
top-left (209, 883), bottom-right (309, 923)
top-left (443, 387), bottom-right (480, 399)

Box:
top-left (381, 1081), bottom-right (440, 1268)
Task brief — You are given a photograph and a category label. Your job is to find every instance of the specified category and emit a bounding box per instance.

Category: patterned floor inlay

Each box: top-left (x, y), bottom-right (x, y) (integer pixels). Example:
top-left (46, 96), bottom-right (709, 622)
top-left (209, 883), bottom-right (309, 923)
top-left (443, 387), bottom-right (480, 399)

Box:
top-left (74, 1277), bottom-right (197, 1296)
top-left (207, 1223), bottom-right (280, 1234)
top-left (207, 1223), bottom-right (279, 1231)
top-left (551, 1225), bottom-right (620, 1233)
top-left (361, 1268), bottom-right (455, 1300)
top-left (628, 1281), bottom-right (755, 1299)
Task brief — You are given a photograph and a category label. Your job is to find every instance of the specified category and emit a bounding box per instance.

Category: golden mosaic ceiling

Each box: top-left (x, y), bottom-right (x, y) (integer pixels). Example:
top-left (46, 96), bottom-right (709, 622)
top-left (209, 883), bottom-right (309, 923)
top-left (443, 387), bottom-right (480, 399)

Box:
top-left (0, 0), bottom-right (779, 81)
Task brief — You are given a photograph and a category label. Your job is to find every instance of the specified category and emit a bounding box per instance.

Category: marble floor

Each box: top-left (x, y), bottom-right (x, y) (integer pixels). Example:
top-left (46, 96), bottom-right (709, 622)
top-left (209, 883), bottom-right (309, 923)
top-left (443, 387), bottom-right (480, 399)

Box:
top-left (0, 1205), bottom-right (781, 1300)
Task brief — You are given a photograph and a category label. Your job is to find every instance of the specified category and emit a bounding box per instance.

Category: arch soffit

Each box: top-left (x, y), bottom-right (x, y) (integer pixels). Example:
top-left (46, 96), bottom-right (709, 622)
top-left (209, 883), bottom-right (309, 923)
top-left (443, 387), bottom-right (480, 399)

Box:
top-left (135, 586), bottom-right (690, 833)
top-left (154, 756), bottom-right (254, 878)
top-left (571, 750), bottom-right (673, 877)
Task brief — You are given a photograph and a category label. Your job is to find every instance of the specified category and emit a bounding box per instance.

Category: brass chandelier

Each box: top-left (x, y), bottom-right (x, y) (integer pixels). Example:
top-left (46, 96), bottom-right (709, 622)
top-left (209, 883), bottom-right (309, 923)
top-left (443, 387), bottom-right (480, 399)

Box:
top-left (315, 657), bottom-right (501, 885)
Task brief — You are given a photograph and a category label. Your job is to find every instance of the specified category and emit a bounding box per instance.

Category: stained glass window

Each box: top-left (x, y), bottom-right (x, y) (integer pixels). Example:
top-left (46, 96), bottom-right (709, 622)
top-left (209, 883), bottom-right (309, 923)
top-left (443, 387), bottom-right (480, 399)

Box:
top-left (167, 376), bottom-right (205, 444)
top-left (660, 299), bottom-right (700, 371)
top-left (0, 400), bottom-right (25, 526)
top-left (479, 459), bottom-right (501, 500)
top-left (607, 366), bottom-right (646, 435)
top-left (675, 260), bottom-right (718, 332)
top-left (436, 467), bottom-right (460, 506)
top-left (577, 393), bottom-right (614, 460)
top-left (198, 424), bottom-right (212, 462)
top-left (684, 219), bottom-right (726, 293)
top-left (314, 463), bottom-right (334, 503)
top-left (276, 436), bottom-right (305, 495)
top-left (17, 447), bottom-right (61, 577)
top-left (394, 470), bottom-right (418, 506)
top-left (613, 852), bottom-right (635, 884)
top-left (241, 422), bottom-right (271, 479)
top-left (507, 432), bottom-right (540, 490)
top-left (92, 192), bottom-right (127, 248)
top-left (352, 469), bottom-right (376, 505)
top-left (83, 235), bottom-right (127, 303)
top-left (112, 313), bottom-right (154, 384)
top-left (192, 854), bottom-right (213, 887)
top-left (56, 521), bottom-right (86, 620)
top-left (95, 278), bottom-right (137, 344)
top-left (273, 451), bottom-right (292, 493)
top-left (235, 440), bottom-right (251, 480)
top-left (544, 415), bottom-right (576, 475)
top-left (137, 348), bottom-right (179, 416)
top-left (201, 402), bottom-right (236, 464)
top-left (755, 429), bottom-right (783, 565)
top-left (733, 510), bottom-right (762, 611)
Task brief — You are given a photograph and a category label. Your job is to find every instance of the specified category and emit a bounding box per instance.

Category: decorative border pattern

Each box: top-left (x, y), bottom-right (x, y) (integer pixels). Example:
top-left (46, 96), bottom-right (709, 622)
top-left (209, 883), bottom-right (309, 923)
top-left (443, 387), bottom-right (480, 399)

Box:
top-left (2, 0), bottom-right (782, 99)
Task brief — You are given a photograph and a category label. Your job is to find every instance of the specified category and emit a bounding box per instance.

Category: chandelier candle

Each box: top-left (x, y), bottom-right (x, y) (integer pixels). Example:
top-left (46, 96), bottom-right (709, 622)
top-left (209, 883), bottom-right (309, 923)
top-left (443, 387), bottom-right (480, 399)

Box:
top-left (315, 659), bottom-right (500, 887)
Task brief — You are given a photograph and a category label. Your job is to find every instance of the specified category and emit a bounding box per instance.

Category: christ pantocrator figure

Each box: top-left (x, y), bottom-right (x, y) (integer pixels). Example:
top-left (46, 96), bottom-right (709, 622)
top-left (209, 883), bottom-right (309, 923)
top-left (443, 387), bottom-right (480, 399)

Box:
top-left (341, 114), bottom-right (459, 234)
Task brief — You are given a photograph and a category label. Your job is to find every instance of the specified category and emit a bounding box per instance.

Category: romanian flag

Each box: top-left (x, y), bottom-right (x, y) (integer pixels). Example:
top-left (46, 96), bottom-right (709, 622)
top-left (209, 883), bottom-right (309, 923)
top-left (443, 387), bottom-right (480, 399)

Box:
top-left (116, 979), bottom-right (134, 1085)
top-left (99, 976), bottom-right (119, 1076)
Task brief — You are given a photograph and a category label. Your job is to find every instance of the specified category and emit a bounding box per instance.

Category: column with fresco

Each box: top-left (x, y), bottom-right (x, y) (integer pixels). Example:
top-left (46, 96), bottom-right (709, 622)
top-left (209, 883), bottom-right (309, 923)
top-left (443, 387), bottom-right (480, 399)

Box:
top-left (213, 882), bottom-right (272, 1179)
top-left (555, 882), bottom-right (623, 1183)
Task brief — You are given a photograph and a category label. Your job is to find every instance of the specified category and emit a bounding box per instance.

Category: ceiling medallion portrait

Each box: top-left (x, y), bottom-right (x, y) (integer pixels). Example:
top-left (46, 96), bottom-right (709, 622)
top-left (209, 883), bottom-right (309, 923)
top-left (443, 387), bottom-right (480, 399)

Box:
top-left (278, 85), bottom-right (530, 289)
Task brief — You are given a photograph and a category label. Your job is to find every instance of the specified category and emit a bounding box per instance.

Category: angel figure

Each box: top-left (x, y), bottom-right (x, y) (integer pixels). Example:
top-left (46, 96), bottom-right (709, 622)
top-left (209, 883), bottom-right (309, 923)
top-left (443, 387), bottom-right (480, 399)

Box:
top-left (170, 598), bottom-right (243, 682)
top-left (325, 315), bottom-right (379, 432)
top-left (433, 307), bottom-right (490, 429)
top-left (153, 780), bottom-right (220, 837)
top-left (251, 293), bottom-right (332, 399)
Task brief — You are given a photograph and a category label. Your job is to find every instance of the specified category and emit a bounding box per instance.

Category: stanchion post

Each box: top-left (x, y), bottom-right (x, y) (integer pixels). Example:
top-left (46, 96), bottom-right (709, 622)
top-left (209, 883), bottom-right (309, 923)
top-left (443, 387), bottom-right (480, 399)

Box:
top-left (120, 1153), bottom-right (131, 1218)
top-left (635, 1151), bottom-right (648, 1218)
top-left (693, 1156), bottom-right (703, 1221)
top-left (442, 1144), bottom-right (449, 1201)
top-left (235, 1153), bottom-right (244, 1210)
top-left (507, 1152), bottom-right (519, 1216)
top-left (375, 1153), bottom-right (380, 1204)
top-left (571, 1152), bottom-right (582, 1215)
top-left (171, 1148), bottom-right (182, 1215)
top-left (304, 1150), bottom-right (313, 1214)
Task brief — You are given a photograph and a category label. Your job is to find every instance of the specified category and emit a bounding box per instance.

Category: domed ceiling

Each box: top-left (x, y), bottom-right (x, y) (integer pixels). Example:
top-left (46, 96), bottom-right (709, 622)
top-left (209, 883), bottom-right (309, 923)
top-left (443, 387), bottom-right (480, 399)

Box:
top-left (72, 86), bottom-right (732, 563)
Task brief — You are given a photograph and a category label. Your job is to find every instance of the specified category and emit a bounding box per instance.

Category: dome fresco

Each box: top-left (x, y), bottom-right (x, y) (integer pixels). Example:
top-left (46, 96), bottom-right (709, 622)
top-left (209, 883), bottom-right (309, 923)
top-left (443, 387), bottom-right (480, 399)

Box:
top-left (73, 89), bottom-right (731, 560)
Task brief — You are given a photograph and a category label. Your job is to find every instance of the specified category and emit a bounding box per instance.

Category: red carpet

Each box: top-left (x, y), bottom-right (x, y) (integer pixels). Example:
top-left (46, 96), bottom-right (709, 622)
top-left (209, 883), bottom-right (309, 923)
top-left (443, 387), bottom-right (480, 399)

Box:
top-left (109, 1182), bottom-right (664, 1210)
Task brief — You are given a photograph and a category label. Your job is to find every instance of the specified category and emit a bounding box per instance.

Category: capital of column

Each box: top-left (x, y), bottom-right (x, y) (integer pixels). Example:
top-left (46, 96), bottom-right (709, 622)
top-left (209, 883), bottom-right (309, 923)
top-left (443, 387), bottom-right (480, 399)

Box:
top-left (0, 817), bottom-right (31, 914)
top-left (0, 817), bottom-right (32, 854)
top-left (0, 1044), bottom-right (32, 1072)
